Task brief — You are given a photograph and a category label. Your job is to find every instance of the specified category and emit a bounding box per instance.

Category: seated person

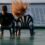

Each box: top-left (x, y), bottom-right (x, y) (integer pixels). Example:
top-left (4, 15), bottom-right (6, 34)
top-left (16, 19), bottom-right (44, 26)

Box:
top-left (1, 5), bottom-right (15, 37)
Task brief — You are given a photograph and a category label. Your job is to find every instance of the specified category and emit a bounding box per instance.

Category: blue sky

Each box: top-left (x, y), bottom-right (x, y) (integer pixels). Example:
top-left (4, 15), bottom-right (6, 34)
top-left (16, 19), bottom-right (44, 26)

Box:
top-left (0, 0), bottom-right (45, 3)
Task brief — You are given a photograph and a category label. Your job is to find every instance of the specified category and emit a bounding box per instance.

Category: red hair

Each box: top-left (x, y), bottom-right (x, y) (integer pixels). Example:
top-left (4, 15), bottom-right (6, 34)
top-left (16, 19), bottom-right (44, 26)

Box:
top-left (12, 2), bottom-right (27, 17)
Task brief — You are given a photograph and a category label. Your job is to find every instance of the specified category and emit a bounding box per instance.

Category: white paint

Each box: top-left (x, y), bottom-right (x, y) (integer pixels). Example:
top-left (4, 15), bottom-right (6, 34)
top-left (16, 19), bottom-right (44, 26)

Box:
top-left (0, 0), bottom-right (45, 3)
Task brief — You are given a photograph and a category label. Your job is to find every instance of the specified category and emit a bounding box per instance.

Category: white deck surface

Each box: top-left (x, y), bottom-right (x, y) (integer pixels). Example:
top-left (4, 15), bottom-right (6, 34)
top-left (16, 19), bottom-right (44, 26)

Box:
top-left (0, 29), bottom-right (45, 45)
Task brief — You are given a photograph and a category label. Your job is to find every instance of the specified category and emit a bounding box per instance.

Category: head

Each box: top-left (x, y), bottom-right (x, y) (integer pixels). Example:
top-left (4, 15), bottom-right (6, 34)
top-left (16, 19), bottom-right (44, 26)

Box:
top-left (2, 5), bottom-right (7, 15)
top-left (12, 2), bottom-right (27, 17)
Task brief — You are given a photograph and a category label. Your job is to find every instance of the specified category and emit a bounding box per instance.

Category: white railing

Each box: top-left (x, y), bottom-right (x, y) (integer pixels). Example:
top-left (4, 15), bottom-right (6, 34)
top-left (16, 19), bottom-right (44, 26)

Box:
top-left (0, 3), bottom-right (45, 27)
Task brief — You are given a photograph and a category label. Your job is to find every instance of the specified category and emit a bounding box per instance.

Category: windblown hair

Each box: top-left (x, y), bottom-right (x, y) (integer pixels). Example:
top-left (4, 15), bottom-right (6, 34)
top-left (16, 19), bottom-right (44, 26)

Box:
top-left (12, 1), bottom-right (27, 17)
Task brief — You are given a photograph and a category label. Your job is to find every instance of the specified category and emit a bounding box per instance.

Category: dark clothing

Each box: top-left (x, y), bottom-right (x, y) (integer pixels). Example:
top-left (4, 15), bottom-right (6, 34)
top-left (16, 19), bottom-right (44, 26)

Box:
top-left (1, 13), bottom-right (15, 37)
top-left (1, 13), bottom-right (14, 26)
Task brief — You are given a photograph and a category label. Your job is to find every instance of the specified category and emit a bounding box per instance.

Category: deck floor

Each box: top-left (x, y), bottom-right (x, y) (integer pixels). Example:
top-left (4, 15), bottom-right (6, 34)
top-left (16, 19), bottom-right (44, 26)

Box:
top-left (0, 29), bottom-right (45, 45)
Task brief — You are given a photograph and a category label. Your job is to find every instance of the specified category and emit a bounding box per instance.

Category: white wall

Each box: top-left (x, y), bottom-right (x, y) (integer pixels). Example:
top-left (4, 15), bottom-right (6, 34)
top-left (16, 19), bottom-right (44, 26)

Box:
top-left (0, 0), bottom-right (11, 3)
top-left (21, 0), bottom-right (45, 3)
top-left (30, 0), bottom-right (45, 3)
top-left (0, 0), bottom-right (45, 3)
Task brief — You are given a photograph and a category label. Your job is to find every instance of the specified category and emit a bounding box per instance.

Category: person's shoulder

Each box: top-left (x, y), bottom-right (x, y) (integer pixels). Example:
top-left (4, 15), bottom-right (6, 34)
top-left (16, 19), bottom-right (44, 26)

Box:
top-left (0, 13), bottom-right (2, 16)
top-left (0, 13), bottom-right (2, 18)
top-left (7, 13), bottom-right (13, 16)
top-left (8, 13), bottom-right (11, 15)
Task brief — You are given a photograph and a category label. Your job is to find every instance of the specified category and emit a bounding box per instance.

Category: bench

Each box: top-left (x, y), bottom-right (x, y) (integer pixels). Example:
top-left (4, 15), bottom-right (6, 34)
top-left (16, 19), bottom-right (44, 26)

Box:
top-left (0, 13), bottom-right (34, 37)
top-left (15, 15), bottom-right (34, 36)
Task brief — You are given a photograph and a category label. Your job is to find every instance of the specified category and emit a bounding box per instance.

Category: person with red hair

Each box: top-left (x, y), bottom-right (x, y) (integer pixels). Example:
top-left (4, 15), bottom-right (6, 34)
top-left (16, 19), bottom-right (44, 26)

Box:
top-left (12, 1), bottom-right (27, 36)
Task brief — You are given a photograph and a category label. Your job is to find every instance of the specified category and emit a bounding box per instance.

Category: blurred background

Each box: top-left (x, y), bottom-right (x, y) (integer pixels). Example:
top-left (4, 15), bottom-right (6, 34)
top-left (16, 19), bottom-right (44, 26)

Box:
top-left (0, 0), bottom-right (45, 45)
top-left (0, 0), bottom-right (45, 27)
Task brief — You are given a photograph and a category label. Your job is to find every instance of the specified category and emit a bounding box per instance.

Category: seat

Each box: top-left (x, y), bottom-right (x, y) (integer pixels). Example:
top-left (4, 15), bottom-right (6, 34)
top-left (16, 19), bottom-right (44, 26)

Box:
top-left (15, 15), bottom-right (34, 36)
